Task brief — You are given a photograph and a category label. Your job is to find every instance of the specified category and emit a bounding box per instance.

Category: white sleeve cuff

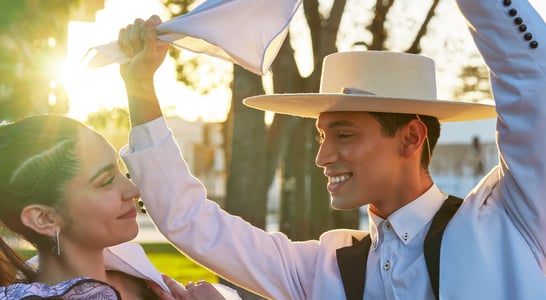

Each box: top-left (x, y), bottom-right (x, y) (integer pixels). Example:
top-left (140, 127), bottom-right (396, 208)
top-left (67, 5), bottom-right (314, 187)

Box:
top-left (128, 117), bottom-right (171, 153)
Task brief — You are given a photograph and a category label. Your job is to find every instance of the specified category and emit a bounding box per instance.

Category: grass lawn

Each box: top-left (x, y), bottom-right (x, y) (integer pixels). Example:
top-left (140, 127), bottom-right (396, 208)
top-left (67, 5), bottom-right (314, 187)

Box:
top-left (141, 243), bottom-right (219, 284)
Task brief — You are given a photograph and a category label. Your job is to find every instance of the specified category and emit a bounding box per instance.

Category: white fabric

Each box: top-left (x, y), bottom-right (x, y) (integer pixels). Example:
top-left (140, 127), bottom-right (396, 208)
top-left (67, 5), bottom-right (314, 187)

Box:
top-left (26, 243), bottom-right (241, 299)
top-left (82, 0), bottom-right (302, 75)
top-left (104, 243), bottom-right (242, 299)
top-left (121, 0), bottom-right (546, 299)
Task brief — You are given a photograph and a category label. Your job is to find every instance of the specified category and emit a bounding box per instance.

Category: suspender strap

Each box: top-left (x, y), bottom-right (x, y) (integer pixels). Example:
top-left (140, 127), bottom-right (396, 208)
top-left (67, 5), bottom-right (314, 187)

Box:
top-left (336, 236), bottom-right (371, 300)
top-left (336, 195), bottom-right (463, 300)
top-left (423, 195), bottom-right (463, 300)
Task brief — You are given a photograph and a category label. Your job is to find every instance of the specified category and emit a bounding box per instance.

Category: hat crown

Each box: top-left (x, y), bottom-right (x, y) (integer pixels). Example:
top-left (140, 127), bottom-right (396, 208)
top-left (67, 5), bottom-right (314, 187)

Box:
top-left (320, 51), bottom-right (437, 100)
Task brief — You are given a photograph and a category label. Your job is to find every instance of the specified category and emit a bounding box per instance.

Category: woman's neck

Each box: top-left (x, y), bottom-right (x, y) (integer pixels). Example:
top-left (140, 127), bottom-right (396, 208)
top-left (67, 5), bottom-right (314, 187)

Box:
top-left (35, 247), bottom-right (107, 285)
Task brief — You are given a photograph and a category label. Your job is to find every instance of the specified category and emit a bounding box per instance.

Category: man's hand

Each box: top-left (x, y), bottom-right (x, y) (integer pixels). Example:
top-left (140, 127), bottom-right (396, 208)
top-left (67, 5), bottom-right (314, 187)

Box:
top-left (148, 275), bottom-right (226, 300)
top-left (118, 15), bottom-right (169, 83)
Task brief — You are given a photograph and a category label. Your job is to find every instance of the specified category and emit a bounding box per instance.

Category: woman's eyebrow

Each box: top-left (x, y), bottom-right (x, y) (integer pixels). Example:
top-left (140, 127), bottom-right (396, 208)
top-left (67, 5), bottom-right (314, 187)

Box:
top-left (89, 163), bottom-right (116, 183)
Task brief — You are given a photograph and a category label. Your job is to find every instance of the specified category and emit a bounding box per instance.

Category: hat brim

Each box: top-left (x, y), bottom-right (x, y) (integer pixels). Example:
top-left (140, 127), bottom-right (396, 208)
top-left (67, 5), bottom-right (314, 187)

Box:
top-left (243, 93), bottom-right (497, 122)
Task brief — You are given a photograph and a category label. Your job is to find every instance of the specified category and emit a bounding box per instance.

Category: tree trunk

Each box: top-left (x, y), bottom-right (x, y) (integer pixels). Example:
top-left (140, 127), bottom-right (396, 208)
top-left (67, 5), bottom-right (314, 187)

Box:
top-left (220, 65), bottom-right (268, 299)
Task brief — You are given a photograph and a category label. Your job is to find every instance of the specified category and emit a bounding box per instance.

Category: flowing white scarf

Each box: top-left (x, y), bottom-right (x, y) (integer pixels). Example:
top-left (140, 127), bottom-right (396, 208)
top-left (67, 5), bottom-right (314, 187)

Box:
top-left (82, 0), bottom-right (302, 75)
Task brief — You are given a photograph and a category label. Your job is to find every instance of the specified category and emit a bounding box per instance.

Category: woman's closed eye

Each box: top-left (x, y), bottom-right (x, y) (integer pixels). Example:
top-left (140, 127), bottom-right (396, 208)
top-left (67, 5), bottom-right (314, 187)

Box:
top-left (100, 175), bottom-right (115, 187)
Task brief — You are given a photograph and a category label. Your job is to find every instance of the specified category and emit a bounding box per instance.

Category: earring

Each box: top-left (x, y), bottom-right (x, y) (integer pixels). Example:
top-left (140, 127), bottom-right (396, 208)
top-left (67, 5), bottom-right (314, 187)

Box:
top-left (52, 229), bottom-right (61, 256)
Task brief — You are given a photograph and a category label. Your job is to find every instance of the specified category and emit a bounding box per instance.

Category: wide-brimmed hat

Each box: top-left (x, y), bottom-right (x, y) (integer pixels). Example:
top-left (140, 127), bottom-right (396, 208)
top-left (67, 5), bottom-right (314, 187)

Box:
top-left (243, 51), bottom-right (496, 122)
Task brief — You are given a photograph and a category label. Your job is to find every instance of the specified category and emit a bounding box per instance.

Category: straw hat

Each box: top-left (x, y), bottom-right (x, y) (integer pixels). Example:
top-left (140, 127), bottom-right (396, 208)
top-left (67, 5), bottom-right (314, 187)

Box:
top-left (243, 51), bottom-right (496, 122)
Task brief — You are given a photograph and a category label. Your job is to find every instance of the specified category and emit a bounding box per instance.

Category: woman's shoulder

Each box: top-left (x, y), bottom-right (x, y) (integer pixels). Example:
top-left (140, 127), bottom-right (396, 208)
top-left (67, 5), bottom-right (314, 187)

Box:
top-left (0, 277), bottom-right (121, 299)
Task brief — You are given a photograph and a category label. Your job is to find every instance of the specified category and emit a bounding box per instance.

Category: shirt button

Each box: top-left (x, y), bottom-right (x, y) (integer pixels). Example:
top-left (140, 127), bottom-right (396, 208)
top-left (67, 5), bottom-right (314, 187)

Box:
top-left (384, 260), bottom-right (391, 271)
top-left (403, 233), bottom-right (409, 241)
top-left (385, 222), bottom-right (392, 230)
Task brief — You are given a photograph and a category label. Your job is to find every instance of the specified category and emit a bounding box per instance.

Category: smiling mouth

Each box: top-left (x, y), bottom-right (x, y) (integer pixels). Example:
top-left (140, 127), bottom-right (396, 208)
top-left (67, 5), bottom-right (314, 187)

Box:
top-left (329, 174), bottom-right (351, 184)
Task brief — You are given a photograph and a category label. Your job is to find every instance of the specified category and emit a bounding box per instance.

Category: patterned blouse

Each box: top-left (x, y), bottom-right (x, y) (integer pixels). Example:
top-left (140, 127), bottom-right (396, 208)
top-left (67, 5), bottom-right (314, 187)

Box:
top-left (0, 277), bottom-right (121, 299)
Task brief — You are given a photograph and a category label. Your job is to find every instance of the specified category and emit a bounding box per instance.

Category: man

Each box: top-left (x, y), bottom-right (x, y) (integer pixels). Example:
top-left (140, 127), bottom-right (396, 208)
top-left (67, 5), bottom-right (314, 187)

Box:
top-left (120, 0), bottom-right (546, 299)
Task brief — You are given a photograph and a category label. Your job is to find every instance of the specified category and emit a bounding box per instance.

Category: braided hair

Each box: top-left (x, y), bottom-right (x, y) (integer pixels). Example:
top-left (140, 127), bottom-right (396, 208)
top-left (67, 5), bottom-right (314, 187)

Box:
top-left (0, 115), bottom-right (83, 284)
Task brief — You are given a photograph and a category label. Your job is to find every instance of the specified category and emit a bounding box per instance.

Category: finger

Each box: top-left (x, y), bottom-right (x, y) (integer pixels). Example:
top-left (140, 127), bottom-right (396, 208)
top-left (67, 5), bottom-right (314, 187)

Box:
top-left (142, 17), bottom-right (160, 52)
top-left (149, 14), bottom-right (162, 25)
top-left (187, 283), bottom-right (226, 300)
top-left (147, 280), bottom-right (174, 300)
top-left (130, 18), bottom-right (145, 53)
top-left (162, 274), bottom-right (187, 298)
top-left (118, 25), bottom-right (134, 58)
top-left (142, 18), bottom-right (156, 45)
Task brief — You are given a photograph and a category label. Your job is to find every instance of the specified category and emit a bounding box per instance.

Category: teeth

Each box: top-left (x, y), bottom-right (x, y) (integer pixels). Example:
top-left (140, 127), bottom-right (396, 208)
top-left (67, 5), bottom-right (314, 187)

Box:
top-left (330, 175), bottom-right (350, 183)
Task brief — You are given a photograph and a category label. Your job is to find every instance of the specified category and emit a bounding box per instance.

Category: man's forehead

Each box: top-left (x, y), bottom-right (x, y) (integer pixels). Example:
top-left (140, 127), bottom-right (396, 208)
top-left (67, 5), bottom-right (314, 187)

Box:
top-left (316, 111), bottom-right (370, 129)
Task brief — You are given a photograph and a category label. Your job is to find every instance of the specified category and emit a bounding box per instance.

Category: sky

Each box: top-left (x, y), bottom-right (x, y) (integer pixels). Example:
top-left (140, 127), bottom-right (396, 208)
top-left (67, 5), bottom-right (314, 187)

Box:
top-left (61, 0), bottom-right (546, 123)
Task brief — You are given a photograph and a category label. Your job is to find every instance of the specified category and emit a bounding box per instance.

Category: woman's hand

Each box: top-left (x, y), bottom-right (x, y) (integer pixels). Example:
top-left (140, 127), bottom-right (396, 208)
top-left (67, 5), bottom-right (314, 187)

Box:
top-left (148, 275), bottom-right (226, 300)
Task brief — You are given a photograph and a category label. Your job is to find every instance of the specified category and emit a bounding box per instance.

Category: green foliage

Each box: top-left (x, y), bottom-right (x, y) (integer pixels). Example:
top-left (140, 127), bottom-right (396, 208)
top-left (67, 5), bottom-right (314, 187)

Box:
top-left (0, 0), bottom-right (79, 121)
top-left (85, 107), bottom-right (130, 131)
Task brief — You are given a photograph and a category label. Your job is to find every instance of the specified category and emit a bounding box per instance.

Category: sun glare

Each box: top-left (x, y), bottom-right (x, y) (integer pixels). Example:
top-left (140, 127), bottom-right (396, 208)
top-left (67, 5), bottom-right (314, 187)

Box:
top-left (63, 0), bottom-right (232, 123)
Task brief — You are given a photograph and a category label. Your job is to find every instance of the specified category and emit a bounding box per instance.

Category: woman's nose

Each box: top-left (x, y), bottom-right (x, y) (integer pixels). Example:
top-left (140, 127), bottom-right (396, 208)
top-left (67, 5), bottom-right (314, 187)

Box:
top-left (122, 176), bottom-right (141, 201)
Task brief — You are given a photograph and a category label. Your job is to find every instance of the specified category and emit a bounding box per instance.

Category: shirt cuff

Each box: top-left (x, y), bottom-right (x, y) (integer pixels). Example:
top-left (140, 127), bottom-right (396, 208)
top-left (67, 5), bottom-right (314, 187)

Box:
top-left (128, 117), bottom-right (171, 153)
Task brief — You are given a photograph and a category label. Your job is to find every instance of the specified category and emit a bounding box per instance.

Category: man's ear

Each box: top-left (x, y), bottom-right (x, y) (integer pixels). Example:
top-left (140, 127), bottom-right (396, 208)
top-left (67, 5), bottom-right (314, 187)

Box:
top-left (400, 119), bottom-right (428, 158)
top-left (20, 205), bottom-right (60, 237)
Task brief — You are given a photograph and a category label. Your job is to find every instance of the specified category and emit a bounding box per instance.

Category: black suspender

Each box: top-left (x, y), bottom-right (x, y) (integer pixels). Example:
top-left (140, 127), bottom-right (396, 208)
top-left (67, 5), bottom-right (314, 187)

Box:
top-left (336, 195), bottom-right (463, 300)
top-left (423, 196), bottom-right (463, 299)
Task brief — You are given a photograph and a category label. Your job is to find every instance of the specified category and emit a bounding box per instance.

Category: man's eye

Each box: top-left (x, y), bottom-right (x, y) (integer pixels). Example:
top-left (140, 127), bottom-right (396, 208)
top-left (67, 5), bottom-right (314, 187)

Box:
top-left (338, 132), bottom-right (353, 139)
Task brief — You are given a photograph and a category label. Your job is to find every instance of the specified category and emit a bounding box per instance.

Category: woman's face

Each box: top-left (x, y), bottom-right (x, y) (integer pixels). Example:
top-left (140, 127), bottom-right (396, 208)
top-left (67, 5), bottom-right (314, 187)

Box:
top-left (60, 127), bottom-right (140, 252)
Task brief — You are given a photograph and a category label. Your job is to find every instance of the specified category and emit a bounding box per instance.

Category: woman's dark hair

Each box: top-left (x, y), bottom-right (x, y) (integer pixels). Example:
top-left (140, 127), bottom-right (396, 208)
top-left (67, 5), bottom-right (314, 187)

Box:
top-left (368, 112), bottom-right (441, 169)
top-left (0, 115), bottom-right (83, 285)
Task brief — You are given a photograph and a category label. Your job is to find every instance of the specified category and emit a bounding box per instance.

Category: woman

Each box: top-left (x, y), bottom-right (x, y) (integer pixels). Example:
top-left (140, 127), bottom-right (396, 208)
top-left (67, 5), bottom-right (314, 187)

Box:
top-left (0, 115), bottom-right (233, 299)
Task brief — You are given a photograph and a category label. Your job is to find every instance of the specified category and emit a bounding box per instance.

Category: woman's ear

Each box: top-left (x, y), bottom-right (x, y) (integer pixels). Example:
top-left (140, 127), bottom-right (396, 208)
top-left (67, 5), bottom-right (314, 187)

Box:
top-left (400, 119), bottom-right (428, 158)
top-left (20, 205), bottom-right (60, 237)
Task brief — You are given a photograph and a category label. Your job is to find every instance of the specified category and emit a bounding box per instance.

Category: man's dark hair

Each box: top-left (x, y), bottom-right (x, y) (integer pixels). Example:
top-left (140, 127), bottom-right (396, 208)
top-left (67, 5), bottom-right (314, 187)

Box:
top-left (368, 112), bottom-right (441, 169)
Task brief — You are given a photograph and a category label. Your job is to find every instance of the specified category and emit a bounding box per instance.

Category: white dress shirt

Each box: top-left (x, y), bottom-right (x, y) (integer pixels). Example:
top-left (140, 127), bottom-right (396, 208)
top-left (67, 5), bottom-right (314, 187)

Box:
top-left (365, 186), bottom-right (447, 300)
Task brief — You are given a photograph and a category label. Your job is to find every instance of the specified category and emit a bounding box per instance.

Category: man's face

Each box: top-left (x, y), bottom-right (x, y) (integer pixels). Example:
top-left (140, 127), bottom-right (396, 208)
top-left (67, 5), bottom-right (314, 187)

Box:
top-left (315, 111), bottom-right (403, 210)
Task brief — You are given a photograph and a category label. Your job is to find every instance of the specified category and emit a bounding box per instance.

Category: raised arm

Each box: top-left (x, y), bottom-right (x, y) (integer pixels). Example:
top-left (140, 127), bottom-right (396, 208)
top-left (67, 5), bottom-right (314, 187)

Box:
top-left (456, 0), bottom-right (546, 259)
top-left (118, 15), bottom-right (168, 126)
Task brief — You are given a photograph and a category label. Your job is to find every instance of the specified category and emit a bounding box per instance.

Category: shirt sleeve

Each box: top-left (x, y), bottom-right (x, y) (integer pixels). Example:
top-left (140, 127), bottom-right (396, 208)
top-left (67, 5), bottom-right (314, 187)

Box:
top-left (128, 117), bottom-right (171, 153)
top-left (456, 0), bottom-right (546, 263)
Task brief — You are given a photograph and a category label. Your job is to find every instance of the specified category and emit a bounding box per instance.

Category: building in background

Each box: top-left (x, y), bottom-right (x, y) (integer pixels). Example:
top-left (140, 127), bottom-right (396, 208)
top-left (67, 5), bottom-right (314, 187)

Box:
top-left (430, 118), bottom-right (497, 197)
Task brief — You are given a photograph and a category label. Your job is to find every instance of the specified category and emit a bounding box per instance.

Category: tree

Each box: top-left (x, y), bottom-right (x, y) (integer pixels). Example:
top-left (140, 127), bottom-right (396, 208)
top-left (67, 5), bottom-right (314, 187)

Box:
top-left (0, 0), bottom-right (80, 122)
top-left (453, 63), bottom-right (492, 103)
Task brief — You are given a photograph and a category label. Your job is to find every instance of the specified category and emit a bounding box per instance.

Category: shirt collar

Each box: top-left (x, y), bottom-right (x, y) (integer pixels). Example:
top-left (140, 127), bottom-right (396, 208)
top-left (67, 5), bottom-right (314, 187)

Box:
top-left (368, 184), bottom-right (447, 249)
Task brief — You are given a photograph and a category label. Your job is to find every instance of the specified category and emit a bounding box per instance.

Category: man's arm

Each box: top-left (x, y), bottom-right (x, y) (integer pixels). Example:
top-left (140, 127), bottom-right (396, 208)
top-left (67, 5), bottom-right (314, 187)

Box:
top-left (118, 15), bottom-right (168, 126)
top-left (456, 0), bottom-right (546, 261)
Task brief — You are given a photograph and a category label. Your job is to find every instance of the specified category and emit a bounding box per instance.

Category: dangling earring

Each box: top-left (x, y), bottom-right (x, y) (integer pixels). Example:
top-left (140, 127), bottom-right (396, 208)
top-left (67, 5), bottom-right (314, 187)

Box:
top-left (52, 229), bottom-right (61, 256)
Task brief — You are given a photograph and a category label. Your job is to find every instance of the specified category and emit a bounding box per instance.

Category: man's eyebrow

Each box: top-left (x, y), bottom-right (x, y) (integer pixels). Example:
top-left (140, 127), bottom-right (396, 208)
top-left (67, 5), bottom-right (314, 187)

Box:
top-left (326, 120), bottom-right (355, 129)
top-left (89, 163), bottom-right (116, 183)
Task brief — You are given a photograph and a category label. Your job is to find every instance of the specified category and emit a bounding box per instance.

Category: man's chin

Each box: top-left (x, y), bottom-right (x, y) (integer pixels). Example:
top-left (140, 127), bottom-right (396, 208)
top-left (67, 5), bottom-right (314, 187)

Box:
top-left (330, 196), bottom-right (360, 210)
